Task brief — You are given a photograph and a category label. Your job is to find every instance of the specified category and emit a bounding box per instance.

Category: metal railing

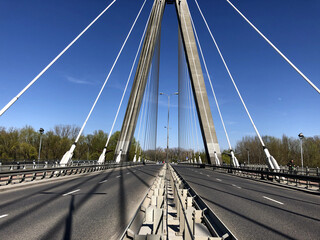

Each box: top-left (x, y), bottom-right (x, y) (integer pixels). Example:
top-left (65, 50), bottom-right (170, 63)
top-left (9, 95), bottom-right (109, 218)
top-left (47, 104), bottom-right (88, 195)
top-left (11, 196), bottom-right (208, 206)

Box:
top-left (0, 162), bottom-right (144, 186)
top-left (180, 163), bottom-right (320, 191)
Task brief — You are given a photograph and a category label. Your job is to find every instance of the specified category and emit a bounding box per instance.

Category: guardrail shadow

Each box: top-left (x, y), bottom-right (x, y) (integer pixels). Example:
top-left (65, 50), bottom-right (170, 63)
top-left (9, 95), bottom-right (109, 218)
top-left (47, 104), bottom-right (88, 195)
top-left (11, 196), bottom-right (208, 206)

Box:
top-left (0, 167), bottom-right (116, 236)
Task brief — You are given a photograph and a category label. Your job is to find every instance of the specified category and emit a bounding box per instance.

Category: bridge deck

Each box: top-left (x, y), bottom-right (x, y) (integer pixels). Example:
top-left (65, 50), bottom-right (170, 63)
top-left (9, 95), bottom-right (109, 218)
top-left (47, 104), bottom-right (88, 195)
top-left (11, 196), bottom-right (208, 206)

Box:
top-left (0, 165), bottom-right (162, 240)
top-left (174, 165), bottom-right (320, 239)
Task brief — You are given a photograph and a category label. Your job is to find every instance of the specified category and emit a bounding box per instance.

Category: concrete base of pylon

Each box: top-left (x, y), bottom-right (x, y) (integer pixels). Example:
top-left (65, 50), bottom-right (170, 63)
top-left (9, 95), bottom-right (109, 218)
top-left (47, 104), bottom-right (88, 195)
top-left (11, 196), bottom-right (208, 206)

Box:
top-left (115, 150), bottom-right (122, 163)
top-left (98, 148), bottom-right (106, 164)
top-left (60, 144), bottom-right (76, 166)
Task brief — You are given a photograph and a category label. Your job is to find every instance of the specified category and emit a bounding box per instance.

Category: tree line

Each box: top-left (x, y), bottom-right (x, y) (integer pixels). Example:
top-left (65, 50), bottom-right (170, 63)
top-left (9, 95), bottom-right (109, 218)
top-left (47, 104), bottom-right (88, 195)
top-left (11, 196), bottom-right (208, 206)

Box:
top-left (234, 135), bottom-right (320, 168)
top-left (0, 125), bottom-right (140, 164)
top-left (1, 125), bottom-right (318, 167)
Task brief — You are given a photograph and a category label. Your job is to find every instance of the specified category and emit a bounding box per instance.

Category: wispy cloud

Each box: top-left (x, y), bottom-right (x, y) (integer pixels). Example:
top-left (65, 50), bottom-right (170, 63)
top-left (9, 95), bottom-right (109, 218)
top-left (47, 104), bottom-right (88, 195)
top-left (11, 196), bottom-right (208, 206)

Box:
top-left (226, 120), bottom-right (237, 125)
top-left (66, 76), bottom-right (93, 85)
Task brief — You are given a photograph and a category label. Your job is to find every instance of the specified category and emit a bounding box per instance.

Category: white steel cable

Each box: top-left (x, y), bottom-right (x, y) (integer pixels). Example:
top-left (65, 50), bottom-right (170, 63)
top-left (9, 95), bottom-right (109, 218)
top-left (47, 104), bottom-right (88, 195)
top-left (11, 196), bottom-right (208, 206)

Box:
top-left (186, 70), bottom-right (196, 156)
top-left (135, 73), bottom-right (151, 154)
top-left (0, 0), bottom-right (117, 117)
top-left (194, 0), bottom-right (266, 148)
top-left (74, 0), bottom-right (147, 144)
top-left (190, 15), bottom-right (233, 151)
top-left (61, 0), bottom-right (147, 165)
top-left (191, 90), bottom-right (200, 155)
top-left (119, 0), bottom-right (160, 153)
top-left (103, 6), bottom-right (149, 151)
top-left (225, 0), bottom-right (320, 95)
top-left (180, 2), bottom-right (215, 149)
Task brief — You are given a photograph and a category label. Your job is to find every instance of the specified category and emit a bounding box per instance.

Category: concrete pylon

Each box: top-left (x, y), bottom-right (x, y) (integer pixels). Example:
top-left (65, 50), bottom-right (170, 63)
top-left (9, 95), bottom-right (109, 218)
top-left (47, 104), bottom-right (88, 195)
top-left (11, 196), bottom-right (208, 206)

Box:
top-left (176, 0), bottom-right (221, 164)
top-left (114, 0), bottom-right (221, 164)
top-left (114, 0), bottom-right (166, 162)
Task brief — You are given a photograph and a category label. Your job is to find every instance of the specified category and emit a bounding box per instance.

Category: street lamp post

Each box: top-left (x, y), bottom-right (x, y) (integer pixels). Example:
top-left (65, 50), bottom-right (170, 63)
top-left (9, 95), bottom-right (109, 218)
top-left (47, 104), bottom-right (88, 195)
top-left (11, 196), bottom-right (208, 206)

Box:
top-left (160, 92), bottom-right (178, 163)
top-left (298, 133), bottom-right (304, 170)
top-left (246, 148), bottom-right (250, 165)
top-left (38, 128), bottom-right (44, 167)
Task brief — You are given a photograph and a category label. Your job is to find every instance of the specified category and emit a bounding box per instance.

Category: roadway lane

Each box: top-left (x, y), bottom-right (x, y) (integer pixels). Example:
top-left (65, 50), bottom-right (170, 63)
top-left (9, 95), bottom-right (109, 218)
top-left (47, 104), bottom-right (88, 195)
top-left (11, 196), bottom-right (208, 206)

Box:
top-left (0, 164), bottom-right (162, 240)
top-left (173, 165), bottom-right (320, 240)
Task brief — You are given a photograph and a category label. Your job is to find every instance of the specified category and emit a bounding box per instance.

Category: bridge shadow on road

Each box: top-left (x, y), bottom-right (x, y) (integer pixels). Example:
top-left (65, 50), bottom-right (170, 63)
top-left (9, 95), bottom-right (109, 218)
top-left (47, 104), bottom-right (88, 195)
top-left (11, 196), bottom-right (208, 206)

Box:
top-left (177, 168), bottom-right (320, 207)
top-left (0, 167), bottom-right (116, 238)
top-left (63, 195), bottom-right (74, 240)
top-left (118, 167), bottom-right (127, 231)
top-left (185, 178), bottom-right (320, 223)
top-left (201, 195), bottom-right (296, 240)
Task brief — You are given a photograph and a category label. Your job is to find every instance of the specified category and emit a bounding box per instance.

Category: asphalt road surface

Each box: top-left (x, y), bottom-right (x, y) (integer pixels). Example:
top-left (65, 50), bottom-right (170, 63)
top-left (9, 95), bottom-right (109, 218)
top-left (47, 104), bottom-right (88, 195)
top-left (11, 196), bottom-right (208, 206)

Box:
top-left (0, 164), bottom-right (162, 240)
top-left (173, 165), bottom-right (320, 240)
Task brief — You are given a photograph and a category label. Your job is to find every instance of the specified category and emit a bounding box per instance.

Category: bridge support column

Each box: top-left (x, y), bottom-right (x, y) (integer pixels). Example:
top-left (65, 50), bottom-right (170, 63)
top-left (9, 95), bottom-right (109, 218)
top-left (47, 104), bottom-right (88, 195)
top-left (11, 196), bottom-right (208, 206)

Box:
top-left (114, 0), bottom-right (166, 162)
top-left (175, 0), bottom-right (221, 164)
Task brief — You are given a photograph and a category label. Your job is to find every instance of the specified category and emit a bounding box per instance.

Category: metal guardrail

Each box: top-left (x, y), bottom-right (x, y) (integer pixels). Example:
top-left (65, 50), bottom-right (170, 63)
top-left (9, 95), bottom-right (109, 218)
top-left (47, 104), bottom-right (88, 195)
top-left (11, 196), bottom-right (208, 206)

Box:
top-left (122, 164), bottom-right (236, 239)
top-left (0, 160), bottom-right (100, 172)
top-left (171, 164), bottom-right (236, 239)
top-left (0, 162), bottom-right (144, 186)
top-left (180, 163), bottom-right (320, 191)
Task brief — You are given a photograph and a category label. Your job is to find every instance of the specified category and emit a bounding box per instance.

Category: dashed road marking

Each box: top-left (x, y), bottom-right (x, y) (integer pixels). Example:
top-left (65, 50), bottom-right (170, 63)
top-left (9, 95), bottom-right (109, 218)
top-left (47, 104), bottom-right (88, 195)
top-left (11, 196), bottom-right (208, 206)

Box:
top-left (263, 196), bottom-right (284, 205)
top-left (0, 214), bottom-right (8, 219)
top-left (99, 179), bottom-right (108, 184)
top-left (207, 175), bottom-right (210, 177)
top-left (116, 175), bottom-right (121, 178)
top-left (216, 178), bottom-right (222, 181)
top-left (63, 189), bottom-right (80, 196)
top-left (232, 184), bottom-right (241, 189)
top-left (127, 172), bottom-right (130, 175)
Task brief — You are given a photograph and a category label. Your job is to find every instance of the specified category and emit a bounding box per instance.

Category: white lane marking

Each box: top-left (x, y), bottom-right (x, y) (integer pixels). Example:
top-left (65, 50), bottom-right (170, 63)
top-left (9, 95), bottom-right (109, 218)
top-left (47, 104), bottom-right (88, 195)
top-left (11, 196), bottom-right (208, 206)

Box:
top-left (263, 196), bottom-right (284, 205)
top-left (232, 184), bottom-right (241, 189)
top-left (127, 172), bottom-right (130, 175)
top-left (63, 189), bottom-right (80, 196)
top-left (200, 172), bottom-right (203, 175)
top-left (99, 179), bottom-right (108, 184)
top-left (216, 178), bottom-right (222, 181)
top-left (116, 175), bottom-right (121, 178)
top-left (207, 175), bottom-right (210, 177)
top-left (0, 214), bottom-right (8, 219)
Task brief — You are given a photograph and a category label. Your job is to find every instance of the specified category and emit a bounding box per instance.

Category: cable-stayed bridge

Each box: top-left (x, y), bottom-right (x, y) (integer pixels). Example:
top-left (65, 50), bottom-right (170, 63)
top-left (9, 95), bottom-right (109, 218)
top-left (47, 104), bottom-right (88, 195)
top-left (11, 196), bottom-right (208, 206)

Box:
top-left (0, 0), bottom-right (319, 239)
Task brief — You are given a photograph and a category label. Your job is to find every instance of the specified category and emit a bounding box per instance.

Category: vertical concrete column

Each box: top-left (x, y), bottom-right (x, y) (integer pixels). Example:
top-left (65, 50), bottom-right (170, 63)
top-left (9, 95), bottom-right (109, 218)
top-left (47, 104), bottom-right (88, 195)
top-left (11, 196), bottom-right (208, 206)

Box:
top-left (175, 0), bottom-right (221, 164)
top-left (114, 0), bottom-right (166, 162)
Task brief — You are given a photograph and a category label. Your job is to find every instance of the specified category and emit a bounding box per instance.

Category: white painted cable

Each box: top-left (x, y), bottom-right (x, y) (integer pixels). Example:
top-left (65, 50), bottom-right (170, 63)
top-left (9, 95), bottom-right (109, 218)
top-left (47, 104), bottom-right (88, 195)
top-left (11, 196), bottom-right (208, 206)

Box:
top-left (191, 93), bottom-right (200, 154)
top-left (119, 0), bottom-right (160, 152)
top-left (104, 5), bottom-right (149, 150)
top-left (190, 14), bottom-right (233, 151)
top-left (136, 72), bottom-right (151, 154)
top-left (0, 0), bottom-right (117, 117)
top-left (74, 0), bottom-right (147, 144)
top-left (194, 0), bottom-right (266, 147)
top-left (225, 0), bottom-right (320, 95)
top-left (186, 69), bottom-right (196, 155)
top-left (180, 1), bottom-right (215, 148)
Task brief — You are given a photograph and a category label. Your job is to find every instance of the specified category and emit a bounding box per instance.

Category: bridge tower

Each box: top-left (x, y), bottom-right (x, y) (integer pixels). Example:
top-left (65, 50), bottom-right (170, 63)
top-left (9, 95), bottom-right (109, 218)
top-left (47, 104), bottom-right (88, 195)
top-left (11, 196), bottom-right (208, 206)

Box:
top-left (114, 0), bottom-right (221, 164)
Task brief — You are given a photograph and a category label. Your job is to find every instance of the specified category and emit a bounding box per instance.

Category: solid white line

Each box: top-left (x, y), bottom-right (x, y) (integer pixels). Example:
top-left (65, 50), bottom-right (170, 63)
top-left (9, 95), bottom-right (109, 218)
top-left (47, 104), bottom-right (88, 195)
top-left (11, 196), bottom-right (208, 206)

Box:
top-left (0, 214), bottom-right (8, 219)
top-left (263, 196), bottom-right (284, 205)
top-left (216, 178), bottom-right (222, 181)
top-left (99, 179), bottom-right (108, 184)
top-left (63, 189), bottom-right (80, 196)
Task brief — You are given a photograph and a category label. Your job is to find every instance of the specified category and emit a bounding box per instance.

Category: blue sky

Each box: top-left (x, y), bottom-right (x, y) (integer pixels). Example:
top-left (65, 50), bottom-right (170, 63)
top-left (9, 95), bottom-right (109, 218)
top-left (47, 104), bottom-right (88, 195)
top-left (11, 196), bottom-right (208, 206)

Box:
top-left (0, 0), bottom-right (319, 152)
